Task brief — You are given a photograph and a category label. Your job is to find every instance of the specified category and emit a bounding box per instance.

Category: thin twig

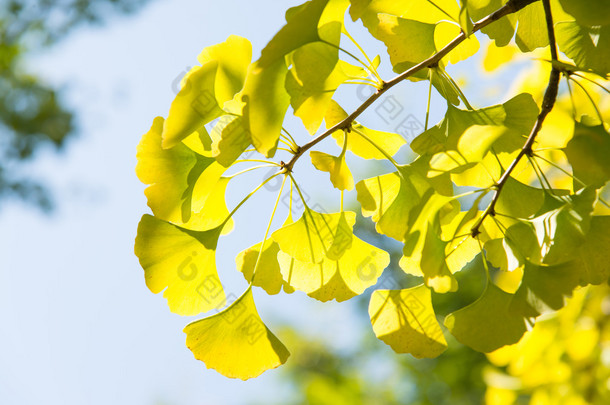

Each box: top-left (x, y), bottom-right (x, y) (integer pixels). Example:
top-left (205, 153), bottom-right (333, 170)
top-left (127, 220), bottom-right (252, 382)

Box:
top-left (470, 0), bottom-right (560, 237)
top-left (283, 0), bottom-right (538, 172)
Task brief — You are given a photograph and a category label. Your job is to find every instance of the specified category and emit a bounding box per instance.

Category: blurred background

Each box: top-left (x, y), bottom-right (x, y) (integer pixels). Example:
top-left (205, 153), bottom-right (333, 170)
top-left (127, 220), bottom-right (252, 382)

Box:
top-left (1, 1), bottom-right (609, 404)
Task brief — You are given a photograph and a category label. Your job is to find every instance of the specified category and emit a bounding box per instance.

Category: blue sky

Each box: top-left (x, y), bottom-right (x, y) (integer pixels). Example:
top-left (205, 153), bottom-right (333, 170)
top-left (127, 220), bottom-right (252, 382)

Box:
top-left (0, 1), bottom-right (516, 403)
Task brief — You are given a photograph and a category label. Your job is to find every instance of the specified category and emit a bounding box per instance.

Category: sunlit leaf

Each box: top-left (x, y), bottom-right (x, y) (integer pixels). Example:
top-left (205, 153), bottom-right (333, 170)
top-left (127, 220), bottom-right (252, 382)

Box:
top-left (287, 42), bottom-right (366, 133)
top-left (325, 101), bottom-right (407, 160)
top-left (136, 117), bottom-right (228, 226)
top-left (510, 261), bottom-right (581, 318)
top-left (134, 215), bottom-right (225, 315)
top-left (184, 287), bottom-right (290, 380)
top-left (213, 115), bottom-right (251, 167)
top-left (279, 235), bottom-right (390, 302)
top-left (197, 35), bottom-right (252, 106)
top-left (310, 150), bottom-right (354, 191)
top-left (162, 61), bottom-right (224, 148)
top-left (434, 21), bottom-right (480, 64)
top-left (445, 282), bottom-right (527, 352)
top-left (369, 285), bottom-right (447, 358)
top-left (495, 177), bottom-right (545, 219)
top-left (564, 121), bottom-right (610, 188)
top-left (556, 23), bottom-right (610, 76)
top-left (272, 210), bottom-right (356, 263)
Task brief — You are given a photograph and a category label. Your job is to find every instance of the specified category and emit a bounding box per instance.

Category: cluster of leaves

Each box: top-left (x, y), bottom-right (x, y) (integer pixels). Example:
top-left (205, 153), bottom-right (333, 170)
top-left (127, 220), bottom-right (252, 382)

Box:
top-left (134, 0), bottom-right (610, 380)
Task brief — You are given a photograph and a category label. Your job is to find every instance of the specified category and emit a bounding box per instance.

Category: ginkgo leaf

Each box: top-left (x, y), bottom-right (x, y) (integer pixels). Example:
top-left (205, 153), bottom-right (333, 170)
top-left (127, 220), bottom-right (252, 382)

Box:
top-left (356, 164), bottom-right (434, 241)
top-left (183, 177), bottom-right (234, 234)
top-left (287, 42), bottom-right (367, 134)
top-left (134, 215), bottom-right (226, 316)
top-left (278, 235), bottom-right (389, 302)
top-left (272, 210), bottom-right (356, 263)
top-left (310, 150), bottom-right (354, 191)
top-left (578, 216), bottom-right (610, 285)
top-left (162, 61), bottom-right (224, 149)
top-left (374, 14), bottom-right (437, 72)
top-left (369, 285), bottom-right (447, 358)
top-left (325, 101), bottom-right (406, 160)
top-left (399, 196), bottom-right (460, 293)
top-left (197, 35), bottom-right (252, 106)
top-left (514, 1), bottom-right (548, 52)
top-left (243, 0), bottom-right (348, 156)
top-left (495, 177), bottom-right (545, 219)
top-left (434, 21), bottom-right (480, 65)
top-left (445, 282), bottom-right (527, 352)
top-left (184, 287), bottom-right (290, 380)
top-left (466, 0), bottom-right (516, 47)
top-left (558, 0), bottom-right (610, 27)
top-left (136, 117), bottom-right (227, 226)
top-left (241, 59), bottom-right (289, 157)
top-left (349, 0), bottom-right (460, 32)
top-left (237, 240), bottom-right (285, 296)
top-left (212, 115), bottom-right (251, 167)
top-left (556, 23), bottom-right (610, 76)
top-left (564, 121), bottom-right (610, 188)
top-left (532, 187), bottom-right (595, 265)
top-left (510, 261), bottom-right (581, 318)
top-left (411, 93), bottom-right (538, 156)
top-left (428, 125), bottom-right (510, 176)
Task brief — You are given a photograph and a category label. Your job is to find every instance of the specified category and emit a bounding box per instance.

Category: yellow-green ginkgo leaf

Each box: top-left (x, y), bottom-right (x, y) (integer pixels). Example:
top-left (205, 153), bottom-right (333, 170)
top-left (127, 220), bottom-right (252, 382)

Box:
top-left (428, 125), bottom-right (510, 176)
top-left (325, 101), bottom-right (406, 160)
top-left (369, 285), bottom-right (447, 358)
top-left (286, 42), bottom-right (366, 134)
top-left (563, 121), bottom-right (610, 188)
top-left (356, 165), bottom-right (434, 241)
top-left (495, 177), bottom-right (545, 219)
top-left (510, 261), bottom-right (581, 319)
top-left (400, 200), bottom-right (460, 293)
top-left (514, 0), bottom-right (548, 52)
top-left (558, 0), bottom-right (610, 27)
top-left (236, 239), bottom-right (285, 295)
top-left (197, 35), bottom-right (252, 106)
top-left (466, 0), bottom-right (516, 47)
top-left (184, 287), bottom-right (290, 380)
top-left (134, 215), bottom-right (226, 316)
top-left (272, 210), bottom-right (356, 263)
top-left (349, 0), bottom-right (460, 34)
top-left (445, 282), bottom-right (527, 352)
top-left (241, 59), bottom-right (289, 157)
top-left (434, 21), bottom-right (480, 65)
top-left (412, 93), bottom-right (538, 156)
top-left (183, 177), bottom-right (234, 234)
top-left (577, 216), bottom-right (610, 285)
top-left (374, 14), bottom-right (437, 72)
top-left (162, 61), bottom-right (224, 149)
top-left (136, 117), bottom-right (223, 225)
top-left (310, 150), bottom-right (354, 191)
top-left (212, 115), bottom-right (251, 167)
top-left (278, 235), bottom-right (390, 302)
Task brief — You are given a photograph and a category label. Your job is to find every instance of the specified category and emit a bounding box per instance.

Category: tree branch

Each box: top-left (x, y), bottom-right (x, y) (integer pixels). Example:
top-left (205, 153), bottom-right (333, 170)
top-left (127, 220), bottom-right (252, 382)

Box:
top-left (283, 0), bottom-right (539, 172)
top-left (470, 0), bottom-right (560, 237)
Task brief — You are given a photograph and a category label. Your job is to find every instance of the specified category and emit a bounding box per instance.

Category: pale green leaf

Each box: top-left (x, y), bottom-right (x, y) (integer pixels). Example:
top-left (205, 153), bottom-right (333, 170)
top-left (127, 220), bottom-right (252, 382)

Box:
top-left (556, 23), bottom-right (610, 75)
top-left (369, 285), bottom-right (447, 358)
top-left (445, 282), bottom-right (527, 352)
top-left (564, 121), bottom-right (610, 188)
